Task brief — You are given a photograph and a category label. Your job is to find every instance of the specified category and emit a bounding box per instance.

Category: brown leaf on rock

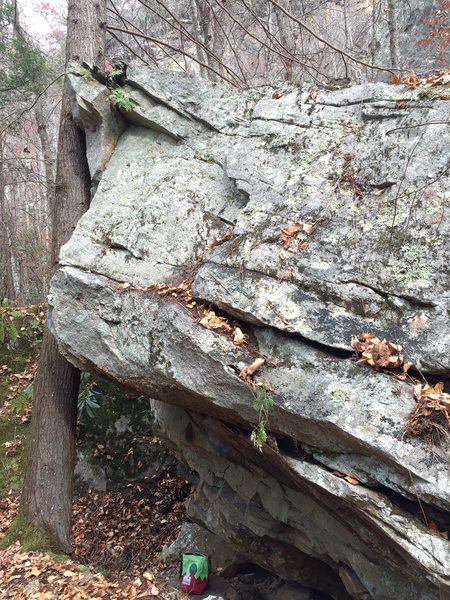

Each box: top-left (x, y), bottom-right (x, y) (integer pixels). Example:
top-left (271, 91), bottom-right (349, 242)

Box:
top-left (427, 519), bottom-right (448, 539)
top-left (351, 334), bottom-right (405, 371)
top-left (407, 69), bottom-right (419, 87)
top-left (199, 310), bottom-right (232, 332)
top-left (279, 221), bottom-right (318, 252)
top-left (428, 68), bottom-right (450, 86)
top-left (146, 279), bottom-right (194, 305)
top-left (205, 231), bottom-right (233, 251)
top-left (343, 476), bottom-right (359, 485)
top-left (389, 74), bottom-right (402, 84)
top-left (239, 357), bottom-right (265, 384)
top-left (332, 471), bottom-right (359, 485)
top-left (407, 382), bottom-right (450, 440)
top-left (302, 222), bottom-right (316, 236)
top-left (233, 327), bottom-right (247, 346)
top-left (280, 223), bottom-right (302, 249)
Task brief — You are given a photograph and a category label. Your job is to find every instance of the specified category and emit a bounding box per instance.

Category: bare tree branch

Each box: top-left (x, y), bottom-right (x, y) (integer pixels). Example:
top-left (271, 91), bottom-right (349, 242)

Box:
top-left (267, 0), bottom-right (399, 75)
top-left (106, 25), bottom-right (240, 87)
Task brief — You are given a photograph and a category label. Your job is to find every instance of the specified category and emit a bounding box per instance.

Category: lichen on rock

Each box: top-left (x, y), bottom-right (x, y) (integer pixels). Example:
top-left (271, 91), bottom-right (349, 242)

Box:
top-left (49, 66), bottom-right (450, 600)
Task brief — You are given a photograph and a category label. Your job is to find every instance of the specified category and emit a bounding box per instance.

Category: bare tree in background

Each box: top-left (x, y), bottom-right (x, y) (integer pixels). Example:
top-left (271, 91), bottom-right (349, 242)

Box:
top-left (0, 0), bottom-right (58, 303)
top-left (107, 0), bottom-right (403, 88)
top-left (0, 140), bottom-right (16, 301)
top-left (386, 0), bottom-right (401, 69)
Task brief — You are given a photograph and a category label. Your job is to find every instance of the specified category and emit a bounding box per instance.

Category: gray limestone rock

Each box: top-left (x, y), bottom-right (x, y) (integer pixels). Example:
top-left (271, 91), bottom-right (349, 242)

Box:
top-left (67, 63), bottom-right (126, 189)
top-left (48, 66), bottom-right (450, 599)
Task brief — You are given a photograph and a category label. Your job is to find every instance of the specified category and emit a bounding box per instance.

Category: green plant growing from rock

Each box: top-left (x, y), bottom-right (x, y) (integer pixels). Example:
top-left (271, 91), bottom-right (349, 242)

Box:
top-left (77, 372), bottom-right (101, 424)
top-left (108, 67), bottom-right (124, 81)
top-left (251, 385), bottom-right (273, 451)
top-left (79, 66), bottom-right (94, 81)
top-left (109, 88), bottom-right (134, 112)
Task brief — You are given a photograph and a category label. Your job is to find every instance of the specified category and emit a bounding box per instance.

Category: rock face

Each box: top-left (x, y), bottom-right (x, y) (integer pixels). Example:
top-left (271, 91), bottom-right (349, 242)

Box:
top-left (49, 64), bottom-right (450, 599)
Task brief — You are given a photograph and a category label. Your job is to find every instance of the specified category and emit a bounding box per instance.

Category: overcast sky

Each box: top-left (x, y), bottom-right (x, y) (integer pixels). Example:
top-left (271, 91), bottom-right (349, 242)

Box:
top-left (20, 0), bottom-right (66, 48)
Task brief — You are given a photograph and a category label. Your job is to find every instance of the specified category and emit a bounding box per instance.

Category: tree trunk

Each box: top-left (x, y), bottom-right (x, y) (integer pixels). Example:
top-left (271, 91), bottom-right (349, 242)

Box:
top-left (34, 96), bottom-right (55, 243)
top-left (20, 0), bottom-right (106, 552)
top-left (343, 0), bottom-right (353, 51)
top-left (193, 0), bottom-right (214, 80)
top-left (0, 140), bottom-right (16, 302)
top-left (274, 0), bottom-right (297, 81)
top-left (386, 0), bottom-right (400, 70)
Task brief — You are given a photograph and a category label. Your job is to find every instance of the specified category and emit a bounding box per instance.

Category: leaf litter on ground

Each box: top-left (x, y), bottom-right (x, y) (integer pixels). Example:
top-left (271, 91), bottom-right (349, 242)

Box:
top-left (0, 465), bottom-right (192, 599)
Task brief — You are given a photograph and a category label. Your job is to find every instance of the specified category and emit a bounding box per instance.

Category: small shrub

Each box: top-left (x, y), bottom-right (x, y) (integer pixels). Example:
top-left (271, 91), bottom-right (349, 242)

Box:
top-left (108, 67), bottom-right (124, 81)
top-left (250, 385), bottom-right (273, 451)
top-left (77, 373), bottom-right (101, 423)
top-left (109, 88), bottom-right (134, 112)
top-left (10, 382), bottom-right (33, 415)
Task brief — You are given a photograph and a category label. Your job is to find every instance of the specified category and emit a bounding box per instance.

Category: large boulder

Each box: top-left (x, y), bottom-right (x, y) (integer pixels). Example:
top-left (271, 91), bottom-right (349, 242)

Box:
top-left (49, 65), bottom-right (450, 599)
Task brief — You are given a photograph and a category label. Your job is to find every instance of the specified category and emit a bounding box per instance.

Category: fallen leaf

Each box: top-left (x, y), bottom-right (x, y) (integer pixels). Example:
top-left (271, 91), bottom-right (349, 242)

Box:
top-left (279, 223), bottom-right (303, 249)
top-left (282, 223), bottom-right (302, 236)
top-left (205, 231), bottom-right (233, 251)
top-left (352, 334), bottom-right (406, 371)
top-left (239, 357), bottom-right (265, 382)
top-left (148, 582), bottom-right (160, 596)
top-left (344, 476), bottom-right (359, 485)
top-left (143, 572), bottom-right (154, 581)
top-left (407, 69), bottom-right (419, 87)
top-left (199, 311), bottom-right (232, 332)
top-left (389, 73), bottom-right (402, 84)
top-left (63, 570), bottom-right (78, 577)
top-left (302, 222), bottom-right (316, 236)
top-left (407, 382), bottom-right (450, 439)
top-left (233, 327), bottom-right (247, 346)
top-left (425, 518), bottom-right (448, 539)
top-left (30, 566), bottom-right (41, 577)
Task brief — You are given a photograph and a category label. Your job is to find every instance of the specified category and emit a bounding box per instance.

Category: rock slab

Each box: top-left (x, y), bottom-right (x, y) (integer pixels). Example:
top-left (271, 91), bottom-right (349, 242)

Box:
top-left (49, 66), bottom-right (450, 599)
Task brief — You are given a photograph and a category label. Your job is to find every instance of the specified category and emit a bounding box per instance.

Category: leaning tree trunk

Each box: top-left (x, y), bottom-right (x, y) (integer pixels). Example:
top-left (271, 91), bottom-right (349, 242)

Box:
top-left (20, 0), bottom-right (106, 552)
